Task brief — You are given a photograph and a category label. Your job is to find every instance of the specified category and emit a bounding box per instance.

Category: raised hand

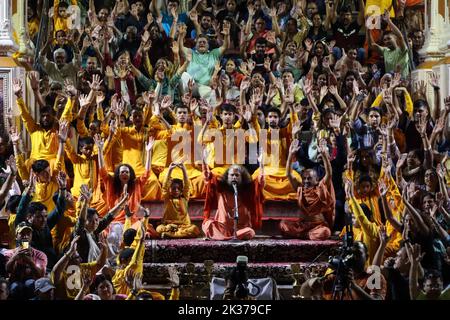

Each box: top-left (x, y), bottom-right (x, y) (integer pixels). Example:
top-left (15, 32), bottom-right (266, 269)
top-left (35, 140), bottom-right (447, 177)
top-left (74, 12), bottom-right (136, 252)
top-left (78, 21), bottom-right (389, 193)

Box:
top-left (96, 91), bottom-right (105, 105)
top-left (320, 86), bottom-right (328, 99)
top-left (444, 96), bottom-right (450, 113)
top-left (167, 266), bottom-right (180, 287)
top-left (289, 139), bottom-right (301, 155)
top-left (292, 120), bottom-right (302, 137)
top-left (328, 85), bottom-right (338, 96)
top-left (436, 163), bottom-right (446, 179)
top-left (263, 57), bottom-right (271, 71)
top-left (238, 61), bottom-right (250, 76)
top-left (242, 106), bottom-right (252, 123)
top-left (64, 79), bottom-right (78, 97)
top-left (317, 138), bottom-right (329, 156)
top-left (378, 225), bottom-right (391, 245)
top-left (28, 71), bottom-right (40, 91)
top-left (142, 39), bottom-right (152, 53)
top-left (239, 77), bottom-right (251, 92)
top-left (5, 155), bottom-right (17, 175)
top-left (145, 136), bottom-right (155, 152)
top-left (13, 79), bottom-right (23, 97)
top-left (269, 7), bottom-right (277, 18)
top-left (304, 38), bottom-right (313, 52)
top-left (80, 184), bottom-right (93, 203)
top-left (82, 36), bottom-right (91, 49)
top-left (405, 242), bottom-right (425, 264)
top-left (160, 95), bottom-right (173, 111)
top-left (177, 23), bottom-right (187, 37)
top-left (247, 60), bottom-right (256, 74)
top-left (344, 177), bottom-right (354, 199)
top-left (10, 126), bottom-right (21, 145)
top-left (415, 113), bottom-right (427, 135)
top-left (397, 153), bottom-right (408, 168)
top-left (329, 113), bottom-right (341, 130)
top-left (414, 80), bottom-right (427, 98)
top-left (222, 24), bottom-right (230, 36)
top-left (310, 56), bottom-right (318, 69)
top-left (58, 120), bottom-right (70, 142)
top-left (352, 79), bottom-right (360, 96)
top-left (105, 66), bottom-right (114, 78)
top-left (79, 94), bottom-right (91, 109)
top-left (382, 9), bottom-right (391, 22)
top-left (56, 171), bottom-right (67, 189)
top-left (429, 72), bottom-right (439, 90)
top-left (68, 235), bottom-right (80, 257)
top-left (93, 133), bottom-right (104, 149)
top-left (87, 74), bottom-right (103, 91)
top-left (171, 40), bottom-right (179, 55)
top-left (112, 96), bottom-right (124, 117)
top-left (141, 30), bottom-right (150, 44)
top-left (189, 10), bottom-right (198, 23)
top-left (378, 179), bottom-right (388, 197)
top-left (284, 85), bottom-right (295, 104)
top-left (303, 77), bottom-right (313, 96)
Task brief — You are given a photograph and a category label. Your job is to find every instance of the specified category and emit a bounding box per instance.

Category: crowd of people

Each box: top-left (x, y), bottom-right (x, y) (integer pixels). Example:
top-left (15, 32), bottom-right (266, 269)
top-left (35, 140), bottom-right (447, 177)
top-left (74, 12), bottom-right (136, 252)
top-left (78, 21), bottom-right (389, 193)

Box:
top-left (0, 0), bottom-right (449, 300)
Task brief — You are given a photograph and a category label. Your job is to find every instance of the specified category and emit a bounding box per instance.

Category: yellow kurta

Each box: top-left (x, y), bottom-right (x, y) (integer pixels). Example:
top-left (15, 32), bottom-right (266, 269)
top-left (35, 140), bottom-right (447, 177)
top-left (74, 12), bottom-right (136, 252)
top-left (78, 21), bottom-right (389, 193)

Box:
top-left (344, 169), bottom-right (383, 226)
top-left (379, 168), bottom-right (404, 257)
top-left (155, 172), bottom-right (200, 238)
top-left (8, 214), bottom-right (16, 249)
top-left (53, 0), bottom-right (78, 34)
top-left (112, 234), bottom-right (145, 295)
top-left (252, 112), bottom-right (300, 201)
top-left (16, 148), bottom-right (63, 213)
top-left (115, 124), bottom-right (162, 201)
top-left (201, 118), bottom-right (257, 176)
top-left (156, 122), bottom-right (205, 198)
top-left (365, 0), bottom-right (395, 18)
top-left (349, 197), bottom-right (379, 266)
top-left (64, 142), bottom-right (107, 215)
top-left (17, 97), bottom-right (73, 169)
top-left (52, 261), bottom-right (98, 300)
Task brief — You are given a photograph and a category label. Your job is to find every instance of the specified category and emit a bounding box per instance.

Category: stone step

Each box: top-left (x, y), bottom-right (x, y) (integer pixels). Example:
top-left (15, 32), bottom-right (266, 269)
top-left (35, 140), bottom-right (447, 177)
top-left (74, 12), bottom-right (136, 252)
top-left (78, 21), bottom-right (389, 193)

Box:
top-left (143, 200), bottom-right (301, 221)
top-left (144, 238), bottom-right (340, 263)
top-left (142, 262), bottom-right (329, 286)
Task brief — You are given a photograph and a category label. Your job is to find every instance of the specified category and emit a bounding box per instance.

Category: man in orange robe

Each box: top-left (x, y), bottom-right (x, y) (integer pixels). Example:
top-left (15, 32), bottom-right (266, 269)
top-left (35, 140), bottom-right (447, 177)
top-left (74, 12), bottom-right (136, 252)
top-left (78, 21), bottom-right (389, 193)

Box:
top-left (202, 164), bottom-right (264, 241)
top-left (280, 139), bottom-right (335, 240)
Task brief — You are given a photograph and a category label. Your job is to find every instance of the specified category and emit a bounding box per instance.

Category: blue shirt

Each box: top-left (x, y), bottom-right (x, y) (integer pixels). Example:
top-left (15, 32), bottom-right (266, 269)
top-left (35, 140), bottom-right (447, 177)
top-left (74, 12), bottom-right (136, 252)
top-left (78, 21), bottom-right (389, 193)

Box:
top-left (162, 12), bottom-right (188, 36)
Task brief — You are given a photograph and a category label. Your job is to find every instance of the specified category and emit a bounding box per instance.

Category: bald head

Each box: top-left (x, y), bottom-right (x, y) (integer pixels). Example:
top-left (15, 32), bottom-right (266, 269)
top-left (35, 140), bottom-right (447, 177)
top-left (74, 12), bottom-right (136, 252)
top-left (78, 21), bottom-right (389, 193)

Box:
top-left (301, 169), bottom-right (319, 188)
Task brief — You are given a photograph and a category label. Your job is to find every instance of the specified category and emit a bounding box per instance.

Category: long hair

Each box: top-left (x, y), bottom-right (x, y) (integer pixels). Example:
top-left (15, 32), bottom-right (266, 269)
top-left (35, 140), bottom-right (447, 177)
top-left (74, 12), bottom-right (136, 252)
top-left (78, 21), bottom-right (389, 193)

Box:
top-left (113, 163), bottom-right (136, 196)
top-left (219, 165), bottom-right (253, 191)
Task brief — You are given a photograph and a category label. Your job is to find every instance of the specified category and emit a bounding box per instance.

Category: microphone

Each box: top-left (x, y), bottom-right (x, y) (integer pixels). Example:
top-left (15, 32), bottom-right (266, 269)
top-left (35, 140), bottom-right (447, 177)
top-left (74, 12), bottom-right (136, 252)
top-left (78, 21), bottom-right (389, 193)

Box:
top-left (232, 181), bottom-right (238, 194)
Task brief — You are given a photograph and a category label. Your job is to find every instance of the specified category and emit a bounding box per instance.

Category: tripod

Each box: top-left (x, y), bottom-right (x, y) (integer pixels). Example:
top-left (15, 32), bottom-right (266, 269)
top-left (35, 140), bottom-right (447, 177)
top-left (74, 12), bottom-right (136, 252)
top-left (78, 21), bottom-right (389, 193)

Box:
top-left (331, 216), bottom-right (354, 300)
top-left (331, 253), bottom-right (353, 300)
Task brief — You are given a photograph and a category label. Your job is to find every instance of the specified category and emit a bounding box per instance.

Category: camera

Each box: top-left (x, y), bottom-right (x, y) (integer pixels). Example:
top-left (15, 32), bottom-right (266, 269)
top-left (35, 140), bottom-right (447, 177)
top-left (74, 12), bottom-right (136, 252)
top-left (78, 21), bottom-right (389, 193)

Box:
top-left (327, 215), bottom-right (355, 299)
top-left (223, 256), bottom-right (250, 300)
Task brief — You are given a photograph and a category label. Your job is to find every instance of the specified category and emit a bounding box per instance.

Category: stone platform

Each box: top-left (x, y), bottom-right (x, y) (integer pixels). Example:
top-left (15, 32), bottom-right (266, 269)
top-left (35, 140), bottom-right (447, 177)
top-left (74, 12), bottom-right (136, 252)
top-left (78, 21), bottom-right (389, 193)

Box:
top-left (142, 261), bottom-right (330, 286)
top-left (144, 238), bottom-right (339, 263)
top-left (142, 238), bottom-right (340, 286)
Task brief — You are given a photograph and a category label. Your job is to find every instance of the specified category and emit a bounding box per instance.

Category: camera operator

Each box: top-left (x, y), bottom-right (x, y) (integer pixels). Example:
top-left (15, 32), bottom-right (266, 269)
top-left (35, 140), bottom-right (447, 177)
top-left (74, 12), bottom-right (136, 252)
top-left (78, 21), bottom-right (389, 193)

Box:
top-left (306, 241), bottom-right (387, 300)
top-left (223, 256), bottom-right (254, 300)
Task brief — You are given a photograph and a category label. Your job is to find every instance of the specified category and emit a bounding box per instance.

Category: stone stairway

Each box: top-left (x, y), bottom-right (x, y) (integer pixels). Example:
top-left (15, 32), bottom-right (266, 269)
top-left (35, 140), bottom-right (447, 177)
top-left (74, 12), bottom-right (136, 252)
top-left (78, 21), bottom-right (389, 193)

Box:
top-left (141, 236), bottom-right (340, 300)
top-left (140, 200), bottom-right (341, 299)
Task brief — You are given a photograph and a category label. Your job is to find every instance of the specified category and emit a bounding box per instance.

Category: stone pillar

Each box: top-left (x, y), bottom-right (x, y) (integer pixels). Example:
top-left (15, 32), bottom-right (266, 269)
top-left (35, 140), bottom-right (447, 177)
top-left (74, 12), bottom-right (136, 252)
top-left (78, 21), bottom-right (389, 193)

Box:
top-left (412, 0), bottom-right (448, 119)
top-left (0, 0), bottom-right (19, 56)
